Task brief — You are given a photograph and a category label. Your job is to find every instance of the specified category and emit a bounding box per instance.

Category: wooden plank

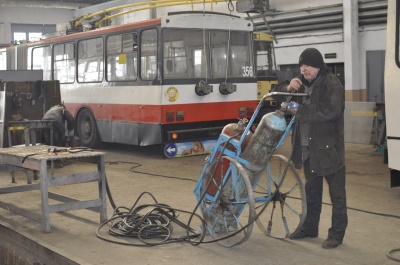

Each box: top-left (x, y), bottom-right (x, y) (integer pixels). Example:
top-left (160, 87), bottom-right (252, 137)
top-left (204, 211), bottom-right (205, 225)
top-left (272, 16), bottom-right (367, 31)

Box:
top-left (48, 199), bottom-right (102, 214)
top-left (48, 192), bottom-right (77, 202)
top-left (39, 161), bottom-right (50, 233)
top-left (0, 201), bottom-right (41, 223)
top-left (0, 145), bottom-right (104, 164)
top-left (47, 171), bottom-right (99, 186)
top-left (48, 192), bottom-right (101, 213)
top-left (0, 183), bottom-right (40, 194)
top-left (0, 153), bottom-right (36, 169)
top-left (0, 163), bottom-right (24, 172)
top-left (21, 160), bottom-right (40, 171)
top-left (97, 155), bottom-right (107, 222)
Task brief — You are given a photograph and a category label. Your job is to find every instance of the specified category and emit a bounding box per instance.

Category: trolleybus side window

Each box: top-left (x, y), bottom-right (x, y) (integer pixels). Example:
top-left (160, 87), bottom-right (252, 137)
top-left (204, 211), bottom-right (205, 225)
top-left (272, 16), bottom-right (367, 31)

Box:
top-left (210, 30), bottom-right (253, 78)
top-left (54, 43), bottom-right (75, 83)
top-left (106, 33), bottom-right (138, 81)
top-left (140, 29), bottom-right (157, 81)
top-left (32, 46), bottom-right (51, 80)
top-left (77, 37), bottom-right (104, 83)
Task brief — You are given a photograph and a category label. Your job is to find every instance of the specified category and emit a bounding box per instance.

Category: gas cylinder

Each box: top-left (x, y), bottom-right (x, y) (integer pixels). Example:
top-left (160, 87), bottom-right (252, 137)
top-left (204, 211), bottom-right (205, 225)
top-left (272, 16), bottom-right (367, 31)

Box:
top-left (221, 121), bottom-right (252, 151)
top-left (241, 109), bottom-right (287, 184)
top-left (205, 120), bottom-right (253, 196)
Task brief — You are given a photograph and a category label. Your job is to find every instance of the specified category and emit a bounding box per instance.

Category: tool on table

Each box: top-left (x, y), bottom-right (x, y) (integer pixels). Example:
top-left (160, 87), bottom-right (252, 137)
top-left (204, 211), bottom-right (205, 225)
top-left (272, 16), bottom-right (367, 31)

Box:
top-left (22, 147), bottom-right (93, 163)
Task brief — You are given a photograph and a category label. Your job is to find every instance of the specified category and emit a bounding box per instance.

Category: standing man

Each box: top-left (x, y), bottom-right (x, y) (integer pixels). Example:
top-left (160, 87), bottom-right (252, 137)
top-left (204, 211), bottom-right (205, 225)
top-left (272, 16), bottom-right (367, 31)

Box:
top-left (274, 48), bottom-right (347, 249)
top-left (42, 105), bottom-right (75, 147)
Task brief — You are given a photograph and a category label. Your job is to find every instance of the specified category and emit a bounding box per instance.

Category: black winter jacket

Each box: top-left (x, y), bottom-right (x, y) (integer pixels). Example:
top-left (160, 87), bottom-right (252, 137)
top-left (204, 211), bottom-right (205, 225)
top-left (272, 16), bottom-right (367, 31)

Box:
top-left (42, 105), bottom-right (75, 135)
top-left (274, 68), bottom-right (345, 176)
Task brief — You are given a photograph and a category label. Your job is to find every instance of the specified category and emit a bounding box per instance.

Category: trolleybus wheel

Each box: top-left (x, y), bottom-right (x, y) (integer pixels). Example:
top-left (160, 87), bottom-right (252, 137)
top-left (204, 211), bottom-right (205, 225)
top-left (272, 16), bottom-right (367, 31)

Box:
top-left (77, 108), bottom-right (99, 148)
top-left (198, 156), bottom-right (256, 247)
top-left (254, 154), bottom-right (306, 239)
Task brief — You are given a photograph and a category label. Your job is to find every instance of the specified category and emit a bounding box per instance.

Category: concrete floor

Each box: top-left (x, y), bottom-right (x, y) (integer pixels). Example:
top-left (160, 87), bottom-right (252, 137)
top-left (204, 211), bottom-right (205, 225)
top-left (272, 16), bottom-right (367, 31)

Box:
top-left (0, 140), bottom-right (399, 265)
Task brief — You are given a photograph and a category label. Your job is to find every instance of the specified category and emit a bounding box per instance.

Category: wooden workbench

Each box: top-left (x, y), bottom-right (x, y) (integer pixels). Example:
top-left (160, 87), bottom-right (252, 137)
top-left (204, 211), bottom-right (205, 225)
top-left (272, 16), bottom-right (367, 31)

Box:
top-left (0, 145), bottom-right (107, 233)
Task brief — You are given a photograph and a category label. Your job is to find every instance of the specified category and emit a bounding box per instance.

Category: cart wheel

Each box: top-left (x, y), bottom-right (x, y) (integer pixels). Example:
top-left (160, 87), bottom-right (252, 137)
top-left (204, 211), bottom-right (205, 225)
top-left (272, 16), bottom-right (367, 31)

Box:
top-left (254, 154), bottom-right (306, 239)
top-left (198, 156), bottom-right (256, 247)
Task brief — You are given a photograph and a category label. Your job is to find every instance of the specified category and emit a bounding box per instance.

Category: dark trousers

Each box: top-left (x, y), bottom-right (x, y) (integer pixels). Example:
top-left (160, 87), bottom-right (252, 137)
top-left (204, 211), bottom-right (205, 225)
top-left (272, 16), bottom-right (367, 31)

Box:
top-left (43, 128), bottom-right (64, 147)
top-left (302, 158), bottom-right (348, 241)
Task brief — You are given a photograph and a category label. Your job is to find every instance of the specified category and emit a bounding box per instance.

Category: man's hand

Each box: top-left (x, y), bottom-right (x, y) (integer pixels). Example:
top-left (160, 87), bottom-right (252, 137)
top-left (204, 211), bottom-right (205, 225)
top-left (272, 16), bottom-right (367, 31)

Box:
top-left (287, 77), bottom-right (302, 92)
top-left (288, 101), bottom-right (298, 115)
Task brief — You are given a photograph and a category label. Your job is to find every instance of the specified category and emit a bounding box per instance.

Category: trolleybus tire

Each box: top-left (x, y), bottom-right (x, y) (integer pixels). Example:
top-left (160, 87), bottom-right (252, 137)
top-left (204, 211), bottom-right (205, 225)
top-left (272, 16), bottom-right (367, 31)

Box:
top-left (77, 108), bottom-right (99, 148)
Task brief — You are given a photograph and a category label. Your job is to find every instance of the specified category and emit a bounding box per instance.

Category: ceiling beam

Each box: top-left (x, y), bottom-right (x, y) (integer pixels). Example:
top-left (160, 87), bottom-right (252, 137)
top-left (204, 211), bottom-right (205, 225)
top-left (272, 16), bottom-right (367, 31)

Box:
top-left (0, 0), bottom-right (105, 9)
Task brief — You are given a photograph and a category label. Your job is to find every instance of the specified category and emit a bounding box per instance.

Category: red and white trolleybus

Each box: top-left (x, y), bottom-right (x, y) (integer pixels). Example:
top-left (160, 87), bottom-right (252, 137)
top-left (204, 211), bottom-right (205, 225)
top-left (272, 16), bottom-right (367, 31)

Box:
top-left (1, 12), bottom-right (257, 157)
top-left (385, 0), bottom-right (400, 186)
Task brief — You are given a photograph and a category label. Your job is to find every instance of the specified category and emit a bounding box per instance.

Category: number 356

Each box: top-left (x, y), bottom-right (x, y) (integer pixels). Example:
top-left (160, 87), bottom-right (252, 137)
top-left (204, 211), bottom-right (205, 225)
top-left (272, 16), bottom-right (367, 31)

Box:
top-left (242, 66), bottom-right (253, 77)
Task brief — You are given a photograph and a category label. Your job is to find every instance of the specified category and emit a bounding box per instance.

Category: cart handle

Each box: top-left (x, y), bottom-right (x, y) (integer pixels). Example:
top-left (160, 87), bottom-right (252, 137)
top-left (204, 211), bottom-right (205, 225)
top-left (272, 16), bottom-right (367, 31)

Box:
top-left (260, 92), bottom-right (310, 105)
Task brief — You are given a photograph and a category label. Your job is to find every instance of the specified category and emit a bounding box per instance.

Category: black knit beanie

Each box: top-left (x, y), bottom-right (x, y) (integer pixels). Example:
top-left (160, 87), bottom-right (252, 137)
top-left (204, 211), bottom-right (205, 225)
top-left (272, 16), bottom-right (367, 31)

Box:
top-left (298, 48), bottom-right (326, 69)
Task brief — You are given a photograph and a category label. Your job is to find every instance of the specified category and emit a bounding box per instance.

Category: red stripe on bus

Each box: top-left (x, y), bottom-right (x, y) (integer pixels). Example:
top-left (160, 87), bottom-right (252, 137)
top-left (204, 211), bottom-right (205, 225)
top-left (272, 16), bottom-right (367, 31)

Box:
top-left (66, 101), bottom-right (257, 123)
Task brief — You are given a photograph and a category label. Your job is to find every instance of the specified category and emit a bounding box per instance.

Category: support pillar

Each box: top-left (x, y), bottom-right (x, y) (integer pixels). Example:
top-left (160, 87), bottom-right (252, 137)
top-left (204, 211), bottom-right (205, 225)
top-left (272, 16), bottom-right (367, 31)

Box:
top-left (343, 0), bottom-right (362, 101)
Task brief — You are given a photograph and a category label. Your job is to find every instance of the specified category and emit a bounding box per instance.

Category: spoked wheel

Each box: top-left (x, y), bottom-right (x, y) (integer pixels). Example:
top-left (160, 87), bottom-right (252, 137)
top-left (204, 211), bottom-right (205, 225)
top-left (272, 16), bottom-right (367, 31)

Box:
top-left (198, 156), bottom-right (256, 247)
top-left (254, 154), bottom-right (306, 239)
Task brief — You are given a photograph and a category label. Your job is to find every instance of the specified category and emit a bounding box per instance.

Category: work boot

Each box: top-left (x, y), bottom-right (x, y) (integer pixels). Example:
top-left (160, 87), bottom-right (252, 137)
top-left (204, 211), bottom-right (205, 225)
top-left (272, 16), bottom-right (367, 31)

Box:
top-left (290, 230), bottom-right (318, 240)
top-left (290, 230), bottom-right (318, 239)
top-left (322, 238), bottom-right (342, 249)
